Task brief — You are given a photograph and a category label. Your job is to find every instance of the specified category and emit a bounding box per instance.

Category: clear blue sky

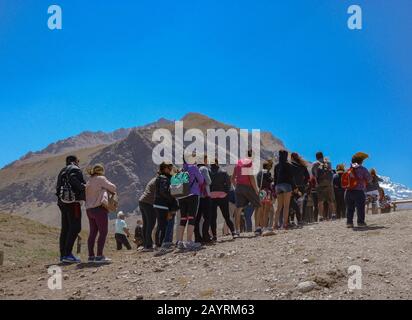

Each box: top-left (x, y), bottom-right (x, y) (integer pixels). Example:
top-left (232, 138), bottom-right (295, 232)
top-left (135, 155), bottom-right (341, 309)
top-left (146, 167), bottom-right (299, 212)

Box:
top-left (0, 0), bottom-right (411, 186)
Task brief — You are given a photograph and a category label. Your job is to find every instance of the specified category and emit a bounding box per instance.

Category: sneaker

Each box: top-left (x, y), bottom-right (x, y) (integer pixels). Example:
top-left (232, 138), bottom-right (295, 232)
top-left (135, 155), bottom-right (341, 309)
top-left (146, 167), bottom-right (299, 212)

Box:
top-left (185, 241), bottom-right (202, 251)
top-left (141, 248), bottom-right (154, 253)
top-left (357, 222), bottom-right (367, 228)
top-left (161, 242), bottom-right (174, 249)
top-left (254, 228), bottom-right (262, 236)
top-left (88, 256), bottom-right (96, 263)
top-left (233, 232), bottom-right (240, 239)
top-left (94, 256), bottom-right (112, 264)
top-left (175, 241), bottom-right (186, 252)
top-left (154, 247), bottom-right (173, 257)
top-left (62, 254), bottom-right (81, 264)
top-left (347, 223), bottom-right (354, 228)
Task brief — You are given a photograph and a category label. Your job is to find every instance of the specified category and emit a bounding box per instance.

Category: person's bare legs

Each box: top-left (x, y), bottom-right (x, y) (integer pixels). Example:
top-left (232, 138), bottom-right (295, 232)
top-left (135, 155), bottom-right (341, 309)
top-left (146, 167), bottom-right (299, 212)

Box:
top-left (283, 192), bottom-right (292, 228)
top-left (254, 207), bottom-right (262, 230)
top-left (234, 207), bottom-right (243, 233)
top-left (268, 200), bottom-right (275, 227)
top-left (177, 225), bottom-right (185, 242)
top-left (262, 203), bottom-right (270, 228)
top-left (274, 193), bottom-right (285, 229)
top-left (318, 201), bottom-right (324, 222)
top-left (186, 225), bottom-right (194, 242)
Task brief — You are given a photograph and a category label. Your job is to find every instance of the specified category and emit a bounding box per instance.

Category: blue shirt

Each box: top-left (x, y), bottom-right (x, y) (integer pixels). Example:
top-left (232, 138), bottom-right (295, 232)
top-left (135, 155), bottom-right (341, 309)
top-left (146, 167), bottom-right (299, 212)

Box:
top-left (115, 219), bottom-right (127, 235)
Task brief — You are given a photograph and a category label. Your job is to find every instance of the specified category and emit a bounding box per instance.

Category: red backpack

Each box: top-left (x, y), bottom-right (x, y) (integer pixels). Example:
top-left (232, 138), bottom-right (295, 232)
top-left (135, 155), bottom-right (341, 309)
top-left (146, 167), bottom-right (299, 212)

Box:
top-left (341, 167), bottom-right (361, 190)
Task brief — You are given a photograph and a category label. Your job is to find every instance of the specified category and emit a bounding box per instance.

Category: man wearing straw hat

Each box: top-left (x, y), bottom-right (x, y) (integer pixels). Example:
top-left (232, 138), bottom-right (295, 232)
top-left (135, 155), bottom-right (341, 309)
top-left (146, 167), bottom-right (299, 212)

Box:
top-left (345, 152), bottom-right (372, 228)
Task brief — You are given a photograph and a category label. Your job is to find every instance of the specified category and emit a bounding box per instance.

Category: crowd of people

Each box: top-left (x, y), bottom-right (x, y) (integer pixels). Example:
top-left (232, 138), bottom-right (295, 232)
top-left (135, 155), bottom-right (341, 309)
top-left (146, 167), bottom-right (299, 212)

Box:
top-left (55, 149), bottom-right (392, 264)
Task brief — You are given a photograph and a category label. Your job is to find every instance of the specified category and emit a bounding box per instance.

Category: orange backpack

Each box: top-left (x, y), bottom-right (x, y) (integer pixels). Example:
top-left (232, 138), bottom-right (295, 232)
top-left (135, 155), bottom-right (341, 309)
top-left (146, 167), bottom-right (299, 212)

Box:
top-left (341, 167), bottom-right (360, 190)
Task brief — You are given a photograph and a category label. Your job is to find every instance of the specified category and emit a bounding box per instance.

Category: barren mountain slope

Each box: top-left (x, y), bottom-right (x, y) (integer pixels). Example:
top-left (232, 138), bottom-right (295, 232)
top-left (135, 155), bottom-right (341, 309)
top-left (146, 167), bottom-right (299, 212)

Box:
top-left (0, 113), bottom-right (286, 226)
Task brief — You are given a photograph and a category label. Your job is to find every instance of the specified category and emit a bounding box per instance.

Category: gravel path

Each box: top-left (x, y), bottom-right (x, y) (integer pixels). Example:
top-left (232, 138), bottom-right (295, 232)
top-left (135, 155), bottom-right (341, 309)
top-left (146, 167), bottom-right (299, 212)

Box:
top-left (1, 210), bottom-right (411, 300)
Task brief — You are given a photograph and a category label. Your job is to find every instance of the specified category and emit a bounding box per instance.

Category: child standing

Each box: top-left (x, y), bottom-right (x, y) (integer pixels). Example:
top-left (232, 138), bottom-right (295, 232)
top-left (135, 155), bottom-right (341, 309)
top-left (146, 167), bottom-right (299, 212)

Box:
top-left (115, 211), bottom-right (131, 250)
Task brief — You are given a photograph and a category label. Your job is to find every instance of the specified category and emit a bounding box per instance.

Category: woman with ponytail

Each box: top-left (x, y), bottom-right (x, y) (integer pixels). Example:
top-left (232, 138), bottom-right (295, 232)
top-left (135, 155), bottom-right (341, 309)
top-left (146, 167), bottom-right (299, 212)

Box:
top-left (85, 163), bottom-right (117, 263)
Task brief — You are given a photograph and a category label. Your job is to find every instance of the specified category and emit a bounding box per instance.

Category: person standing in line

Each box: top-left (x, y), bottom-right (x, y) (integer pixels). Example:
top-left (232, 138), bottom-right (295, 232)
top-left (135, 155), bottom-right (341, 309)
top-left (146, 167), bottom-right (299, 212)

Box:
top-left (311, 152), bottom-right (336, 221)
top-left (255, 160), bottom-right (274, 235)
top-left (209, 158), bottom-right (236, 240)
top-left (333, 164), bottom-right (346, 219)
top-left (138, 176), bottom-right (157, 252)
top-left (85, 164), bottom-right (117, 263)
top-left (272, 150), bottom-right (295, 230)
top-left (56, 155), bottom-right (86, 263)
top-left (366, 168), bottom-right (383, 215)
top-left (231, 150), bottom-right (261, 237)
top-left (175, 154), bottom-right (205, 251)
top-left (344, 152), bottom-right (372, 228)
top-left (290, 153), bottom-right (310, 226)
top-left (153, 162), bottom-right (178, 248)
top-left (196, 155), bottom-right (213, 244)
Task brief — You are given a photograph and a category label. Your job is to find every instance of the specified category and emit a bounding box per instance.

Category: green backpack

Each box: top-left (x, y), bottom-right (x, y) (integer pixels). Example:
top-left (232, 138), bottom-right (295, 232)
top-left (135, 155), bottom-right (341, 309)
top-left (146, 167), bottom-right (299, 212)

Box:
top-left (170, 172), bottom-right (191, 198)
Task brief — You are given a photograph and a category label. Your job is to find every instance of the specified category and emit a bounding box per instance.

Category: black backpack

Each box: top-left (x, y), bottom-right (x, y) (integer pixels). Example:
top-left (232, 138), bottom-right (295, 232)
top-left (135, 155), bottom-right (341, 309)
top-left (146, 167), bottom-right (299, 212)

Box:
top-left (210, 168), bottom-right (230, 193)
top-left (316, 161), bottom-right (333, 186)
top-left (58, 166), bottom-right (77, 204)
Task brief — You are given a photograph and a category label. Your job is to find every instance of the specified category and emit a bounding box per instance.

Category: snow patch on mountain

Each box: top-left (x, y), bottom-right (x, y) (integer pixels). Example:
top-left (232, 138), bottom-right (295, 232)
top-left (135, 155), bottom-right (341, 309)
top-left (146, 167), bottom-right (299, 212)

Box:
top-left (380, 176), bottom-right (412, 200)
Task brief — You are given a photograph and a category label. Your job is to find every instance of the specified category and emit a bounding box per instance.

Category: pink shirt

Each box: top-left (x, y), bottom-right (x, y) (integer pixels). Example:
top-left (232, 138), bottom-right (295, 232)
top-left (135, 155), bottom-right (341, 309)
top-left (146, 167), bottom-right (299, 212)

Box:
top-left (233, 158), bottom-right (253, 186)
top-left (85, 175), bottom-right (117, 209)
top-left (210, 191), bottom-right (227, 199)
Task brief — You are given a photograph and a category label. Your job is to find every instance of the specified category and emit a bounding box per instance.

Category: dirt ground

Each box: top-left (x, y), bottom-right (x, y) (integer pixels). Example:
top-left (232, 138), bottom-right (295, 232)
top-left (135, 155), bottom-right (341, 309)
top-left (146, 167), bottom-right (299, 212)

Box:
top-left (1, 210), bottom-right (412, 300)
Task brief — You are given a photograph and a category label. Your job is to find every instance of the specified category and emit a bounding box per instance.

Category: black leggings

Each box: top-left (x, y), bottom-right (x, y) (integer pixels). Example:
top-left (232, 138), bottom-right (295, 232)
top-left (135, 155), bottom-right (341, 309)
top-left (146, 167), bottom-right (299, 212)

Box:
top-left (139, 201), bottom-right (157, 249)
top-left (155, 208), bottom-right (168, 247)
top-left (195, 197), bottom-right (211, 243)
top-left (178, 195), bottom-right (199, 227)
top-left (210, 196), bottom-right (235, 237)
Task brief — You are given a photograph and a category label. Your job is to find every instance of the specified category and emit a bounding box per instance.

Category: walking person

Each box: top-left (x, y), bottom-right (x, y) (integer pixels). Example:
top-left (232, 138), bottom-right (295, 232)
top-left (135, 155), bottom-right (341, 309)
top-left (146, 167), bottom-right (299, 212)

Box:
top-left (333, 164), bottom-right (346, 219)
top-left (343, 152), bottom-right (372, 228)
top-left (175, 154), bottom-right (205, 251)
top-left (196, 155), bottom-right (213, 244)
top-left (366, 168), bottom-right (383, 215)
top-left (85, 164), bottom-right (117, 263)
top-left (209, 158), bottom-right (236, 240)
top-left (231, 150), bottom-right (261, 237)
top-left (273, 150), bottom-right (295, 230)
top-left (138, 176), bottom-right (157, 252)
top-left (311, 152), bottom-right (336, 221)
top-left (115, 211), bottom-right (132, 250)
top-left (290, 153), bottom-right (310, 226)
top-left (56, 155), bottom-right (86, 263)
top-left (153, 162), bottom-right (178, 248)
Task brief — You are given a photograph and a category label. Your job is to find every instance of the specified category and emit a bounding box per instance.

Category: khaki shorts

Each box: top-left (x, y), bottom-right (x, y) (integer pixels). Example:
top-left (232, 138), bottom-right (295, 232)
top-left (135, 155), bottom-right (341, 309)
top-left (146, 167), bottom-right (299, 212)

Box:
top-left (316, 185), bottom-right (335, 202)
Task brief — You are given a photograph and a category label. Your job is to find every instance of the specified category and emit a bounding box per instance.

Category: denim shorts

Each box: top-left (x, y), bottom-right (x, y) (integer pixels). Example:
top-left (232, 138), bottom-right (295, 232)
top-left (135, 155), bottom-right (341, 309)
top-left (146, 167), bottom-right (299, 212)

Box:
top-left (275, 183), bottom-right (292, 194)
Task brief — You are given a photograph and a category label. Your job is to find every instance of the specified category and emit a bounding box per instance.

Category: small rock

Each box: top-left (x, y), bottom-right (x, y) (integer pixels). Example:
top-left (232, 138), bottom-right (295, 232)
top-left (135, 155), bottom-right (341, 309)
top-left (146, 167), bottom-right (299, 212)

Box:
top-left (158, 290), bottom-right (167, 295)
top-left (135, 295), bottom-right (144, 300)
top-left (217, 253), bottom-right (225, 258)
top-left (302, 259), bottom-right (310, 264)
top-left (297, 281), bottom-right (317, 293)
